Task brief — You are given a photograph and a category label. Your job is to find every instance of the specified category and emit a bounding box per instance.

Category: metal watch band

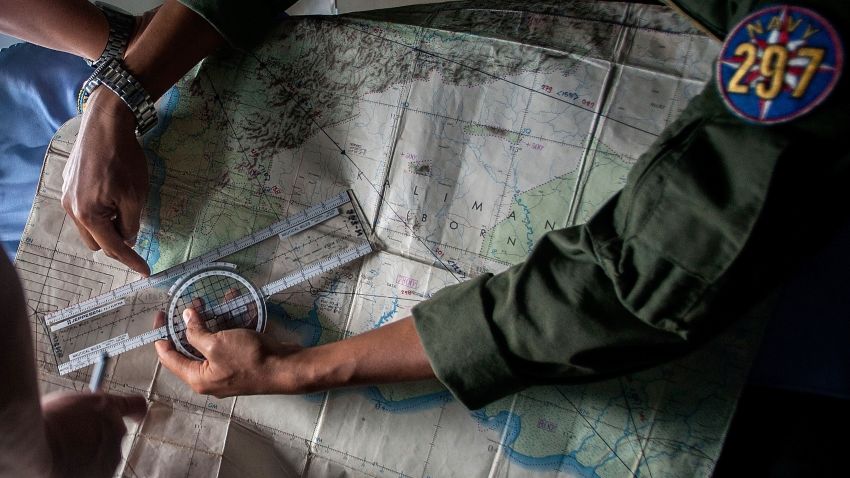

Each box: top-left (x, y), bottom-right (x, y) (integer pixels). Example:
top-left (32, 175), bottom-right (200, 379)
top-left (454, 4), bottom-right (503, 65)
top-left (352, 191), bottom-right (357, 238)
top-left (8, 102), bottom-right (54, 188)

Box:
top-left (77, 57), bottom-right (158, 137)
top-left (86, 2), bottom-right (135, 67)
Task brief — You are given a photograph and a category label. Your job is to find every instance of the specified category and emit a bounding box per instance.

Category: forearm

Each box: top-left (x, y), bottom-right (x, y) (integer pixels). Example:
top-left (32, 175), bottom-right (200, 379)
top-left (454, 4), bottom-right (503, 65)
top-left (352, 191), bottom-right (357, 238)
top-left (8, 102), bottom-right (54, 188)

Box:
top-left (0, 0), bottom-right (107, 61)
top-left (122, 0), bottom-right (225, 100)
top-left (283, 317), bottom-right (436, 393)
top-left (86, 0), bottom-right (225, 130)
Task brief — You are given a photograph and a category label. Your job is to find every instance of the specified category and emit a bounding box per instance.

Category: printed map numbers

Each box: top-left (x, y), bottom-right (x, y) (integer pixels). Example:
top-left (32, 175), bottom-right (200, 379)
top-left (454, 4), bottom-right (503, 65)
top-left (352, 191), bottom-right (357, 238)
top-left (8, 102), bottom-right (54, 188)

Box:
top-left (717, 5), bottom-right (842, 123)
top-left (726, 43), bottom-right (825, 100)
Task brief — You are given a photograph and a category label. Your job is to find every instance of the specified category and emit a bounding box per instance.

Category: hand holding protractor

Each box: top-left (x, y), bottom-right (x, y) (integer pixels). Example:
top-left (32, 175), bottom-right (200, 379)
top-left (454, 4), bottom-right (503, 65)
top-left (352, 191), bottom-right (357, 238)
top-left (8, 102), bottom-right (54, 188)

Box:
top-left (44, 190), bottom-right (375, 375)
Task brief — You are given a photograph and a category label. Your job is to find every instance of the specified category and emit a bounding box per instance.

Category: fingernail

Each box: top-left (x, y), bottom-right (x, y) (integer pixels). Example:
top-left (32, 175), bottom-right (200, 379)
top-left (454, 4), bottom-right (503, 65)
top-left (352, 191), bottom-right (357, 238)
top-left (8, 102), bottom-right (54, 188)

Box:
top-left (183, 309), bottom-right (191, 322)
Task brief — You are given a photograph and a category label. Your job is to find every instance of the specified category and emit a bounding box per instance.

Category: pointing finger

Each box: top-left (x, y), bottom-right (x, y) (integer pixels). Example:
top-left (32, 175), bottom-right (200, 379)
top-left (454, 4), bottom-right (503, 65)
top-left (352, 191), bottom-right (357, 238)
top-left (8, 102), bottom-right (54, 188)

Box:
top-left (85, 215), bottom-right (151, 277)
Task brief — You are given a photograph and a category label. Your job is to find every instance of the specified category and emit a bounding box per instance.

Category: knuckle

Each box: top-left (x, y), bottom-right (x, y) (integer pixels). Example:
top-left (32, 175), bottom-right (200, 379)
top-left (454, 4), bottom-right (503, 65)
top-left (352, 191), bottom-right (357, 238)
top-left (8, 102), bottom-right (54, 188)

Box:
top-left (204, 338), bottom-right (220, 356)
top-left (78, 210), bottom-right (99, 226)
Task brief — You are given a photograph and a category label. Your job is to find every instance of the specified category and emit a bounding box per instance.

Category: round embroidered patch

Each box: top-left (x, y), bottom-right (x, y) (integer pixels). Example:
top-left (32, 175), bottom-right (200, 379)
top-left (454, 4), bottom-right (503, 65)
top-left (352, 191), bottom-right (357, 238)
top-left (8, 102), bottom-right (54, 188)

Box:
top-left (717, 5), bottom-right (843, 124)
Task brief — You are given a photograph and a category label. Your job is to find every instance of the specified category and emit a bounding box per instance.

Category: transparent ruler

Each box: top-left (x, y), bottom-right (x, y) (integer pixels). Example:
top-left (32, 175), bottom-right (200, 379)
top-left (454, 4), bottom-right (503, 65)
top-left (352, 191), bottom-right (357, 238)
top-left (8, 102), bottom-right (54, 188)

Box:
top-left (45, 190), bottom-right (352, 330)
top-left (57, 242), bottom-right (372, 374)
top-left (46, 190), bottom-right (375, 375)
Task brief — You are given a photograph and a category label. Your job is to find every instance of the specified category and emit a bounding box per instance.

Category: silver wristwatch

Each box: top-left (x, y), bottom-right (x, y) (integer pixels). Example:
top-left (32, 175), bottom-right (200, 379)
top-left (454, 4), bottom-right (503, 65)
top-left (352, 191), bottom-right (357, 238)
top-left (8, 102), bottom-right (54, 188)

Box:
top-left (77, 57), bottom-right (158, 136)
top-left (86, 2), bottom-right (135, 67)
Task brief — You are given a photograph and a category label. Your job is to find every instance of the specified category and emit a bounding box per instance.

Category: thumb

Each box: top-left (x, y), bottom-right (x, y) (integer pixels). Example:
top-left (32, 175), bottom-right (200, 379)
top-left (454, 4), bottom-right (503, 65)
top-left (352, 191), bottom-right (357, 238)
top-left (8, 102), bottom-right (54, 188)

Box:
top-left (182, 308), bottom-right (215, 356)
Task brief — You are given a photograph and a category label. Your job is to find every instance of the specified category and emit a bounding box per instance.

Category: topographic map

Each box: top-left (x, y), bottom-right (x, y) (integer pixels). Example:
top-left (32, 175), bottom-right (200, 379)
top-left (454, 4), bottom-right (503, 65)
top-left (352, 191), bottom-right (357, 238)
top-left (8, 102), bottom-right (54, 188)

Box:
top-left (16, 1), bottom-right (766, 476)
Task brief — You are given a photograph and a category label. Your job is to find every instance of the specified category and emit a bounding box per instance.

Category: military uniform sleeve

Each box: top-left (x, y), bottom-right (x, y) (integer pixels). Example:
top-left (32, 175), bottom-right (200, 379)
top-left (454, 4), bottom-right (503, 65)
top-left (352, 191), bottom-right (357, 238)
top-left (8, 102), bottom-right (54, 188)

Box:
top-left (413, 0), bottom-right (850, 410)
top-left (177, 0), bottom-right (296, 47)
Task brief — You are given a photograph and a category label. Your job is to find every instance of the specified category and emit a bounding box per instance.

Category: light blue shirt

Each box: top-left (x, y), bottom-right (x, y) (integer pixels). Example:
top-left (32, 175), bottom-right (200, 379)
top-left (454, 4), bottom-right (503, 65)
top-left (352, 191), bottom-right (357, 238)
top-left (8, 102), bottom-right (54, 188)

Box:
top-left (0, 43), bottom-right (90, 257)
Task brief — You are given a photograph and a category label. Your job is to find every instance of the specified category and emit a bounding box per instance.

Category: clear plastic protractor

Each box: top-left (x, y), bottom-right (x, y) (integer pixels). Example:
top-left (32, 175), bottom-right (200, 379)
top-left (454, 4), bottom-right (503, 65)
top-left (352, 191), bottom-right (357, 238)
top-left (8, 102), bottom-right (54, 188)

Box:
top-left (167, 266), bottom-right (267, 361)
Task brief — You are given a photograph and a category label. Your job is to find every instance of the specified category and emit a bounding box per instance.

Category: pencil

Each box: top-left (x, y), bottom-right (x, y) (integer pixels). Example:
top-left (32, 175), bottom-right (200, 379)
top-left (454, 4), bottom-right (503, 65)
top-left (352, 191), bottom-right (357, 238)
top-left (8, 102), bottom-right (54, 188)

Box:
top-left (88, 352), bottom-right (109, 392)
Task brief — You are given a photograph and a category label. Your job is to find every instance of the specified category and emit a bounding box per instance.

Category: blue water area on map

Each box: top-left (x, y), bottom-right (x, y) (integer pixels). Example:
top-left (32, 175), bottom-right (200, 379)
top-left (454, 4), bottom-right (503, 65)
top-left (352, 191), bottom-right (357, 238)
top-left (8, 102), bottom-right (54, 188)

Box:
top-left (366, 387), bottom-right (453, 412)
top-left (374, 296), bottom-right (399, 328)
top-left (471, 409), bottom-right (599, 476)
top-left (270, 278), bottom-right (342, 348)
top-left (139, 86), bottom-right (180, 270)
top-left (268, 301), bottom-right (322, 348)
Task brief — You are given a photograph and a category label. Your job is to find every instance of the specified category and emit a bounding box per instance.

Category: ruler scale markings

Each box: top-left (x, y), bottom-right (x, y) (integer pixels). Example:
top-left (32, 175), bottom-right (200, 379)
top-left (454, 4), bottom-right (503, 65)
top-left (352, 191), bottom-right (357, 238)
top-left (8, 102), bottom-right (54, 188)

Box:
top-left (260, 241), bottom-right (372, 297)
top-left (54, 191), bottom-right (372, 375)
top-left (58, 240), bottom-right (373, 375)
top-left (45, 192), bottom-right (349, 326)
top-left (68, 333), bottom-right (130, 360)
top-left (58, 326), bottom-right (170, 374)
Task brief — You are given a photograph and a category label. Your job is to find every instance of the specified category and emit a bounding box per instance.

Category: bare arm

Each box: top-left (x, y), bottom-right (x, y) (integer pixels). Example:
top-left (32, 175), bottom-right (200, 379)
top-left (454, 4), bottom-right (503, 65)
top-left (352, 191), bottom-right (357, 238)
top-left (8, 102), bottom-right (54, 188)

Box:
top-left (1, 0), bottom-right (226, 276)
top-left (0, 0), bottom-right (222, 95)
top-left (155, 309), bottom-right (435, 398)
top-left (0, 0), bottom-right (107, 61)
top-left (122, 0), bottom-right (225, 100)
top-left (294, 316), bottom-right (435, 392)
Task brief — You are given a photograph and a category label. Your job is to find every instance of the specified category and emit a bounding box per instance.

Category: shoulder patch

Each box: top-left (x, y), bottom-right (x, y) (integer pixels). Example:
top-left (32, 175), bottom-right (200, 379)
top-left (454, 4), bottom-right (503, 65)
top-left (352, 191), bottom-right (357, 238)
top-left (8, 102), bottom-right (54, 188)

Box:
top-left (716, 5), bottom-right (843, 124)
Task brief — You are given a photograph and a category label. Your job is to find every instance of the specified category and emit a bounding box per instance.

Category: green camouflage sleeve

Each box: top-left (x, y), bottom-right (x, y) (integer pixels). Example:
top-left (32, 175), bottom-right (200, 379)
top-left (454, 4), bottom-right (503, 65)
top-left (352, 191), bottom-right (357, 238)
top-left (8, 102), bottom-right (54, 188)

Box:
top-left (413, 0), bottom-right (849, 409)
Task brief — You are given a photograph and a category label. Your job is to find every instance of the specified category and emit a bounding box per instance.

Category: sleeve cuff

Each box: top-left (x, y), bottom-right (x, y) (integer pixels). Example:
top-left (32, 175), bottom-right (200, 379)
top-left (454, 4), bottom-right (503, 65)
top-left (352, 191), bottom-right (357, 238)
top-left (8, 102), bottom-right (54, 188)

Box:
top-left (412, 274), bottom-right (523, 410)
top-left (177, 0), bottom-right (290, 47)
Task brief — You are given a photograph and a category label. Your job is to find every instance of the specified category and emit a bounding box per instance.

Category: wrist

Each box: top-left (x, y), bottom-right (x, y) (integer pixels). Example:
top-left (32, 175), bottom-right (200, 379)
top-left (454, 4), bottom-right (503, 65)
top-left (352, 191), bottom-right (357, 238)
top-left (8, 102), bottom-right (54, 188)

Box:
top-left (79, 58), bottom-right (159, 136)
top-left (86, 87), bottom-right (136, 127)
top-left (85, 2), bottom-right (135, 67)
top-left (273, 345), bottom-right (356, 394)
top-left (80, 11), bottom-right (110, 63)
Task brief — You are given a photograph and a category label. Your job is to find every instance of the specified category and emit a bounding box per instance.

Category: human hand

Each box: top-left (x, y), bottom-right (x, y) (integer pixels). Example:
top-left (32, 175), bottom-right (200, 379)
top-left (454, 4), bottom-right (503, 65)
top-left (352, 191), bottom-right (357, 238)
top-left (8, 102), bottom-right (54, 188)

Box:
top-left (59, 6), bottom-right (159, 277)
top-left (41, 391), bottom-right (147, 478)
top-left (154, 309), bottom-right (304, 398)
top-left (61, 87), bottom-right (151, 276)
